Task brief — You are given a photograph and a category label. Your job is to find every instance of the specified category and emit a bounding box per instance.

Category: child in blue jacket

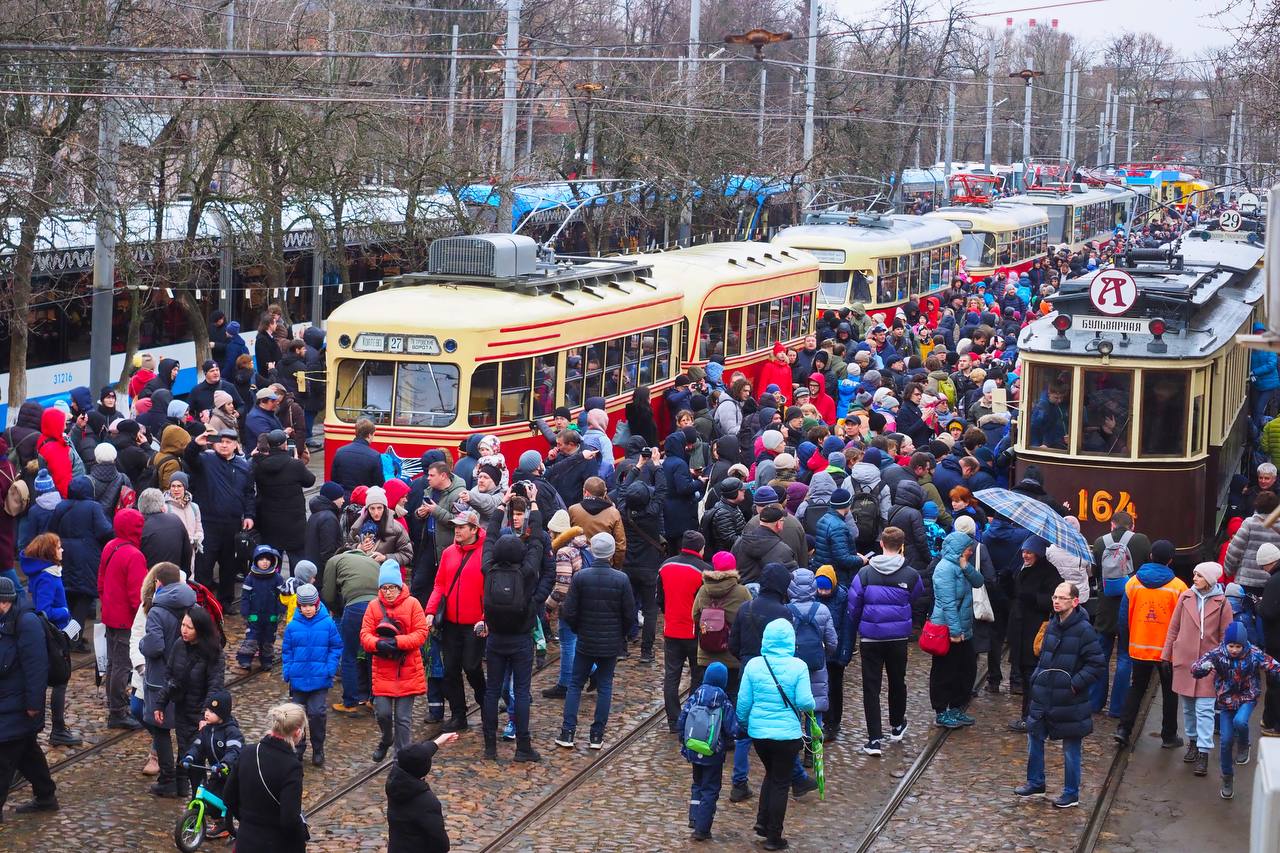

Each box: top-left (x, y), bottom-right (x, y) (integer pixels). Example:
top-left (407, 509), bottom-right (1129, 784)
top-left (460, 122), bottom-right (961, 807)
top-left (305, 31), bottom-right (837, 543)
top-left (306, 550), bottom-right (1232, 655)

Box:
top-left (281, 582), bottom-right (343, 766)
top-left (677, 661), bottom-right (739, 841)
top-left (237, 544), bottom-right (285, 672)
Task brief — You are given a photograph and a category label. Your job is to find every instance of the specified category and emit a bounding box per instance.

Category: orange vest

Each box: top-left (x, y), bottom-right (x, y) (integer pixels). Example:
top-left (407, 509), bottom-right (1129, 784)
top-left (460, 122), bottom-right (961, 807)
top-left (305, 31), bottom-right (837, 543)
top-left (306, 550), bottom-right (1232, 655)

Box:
top-left (1125, 574), bottom-right (1188, 661)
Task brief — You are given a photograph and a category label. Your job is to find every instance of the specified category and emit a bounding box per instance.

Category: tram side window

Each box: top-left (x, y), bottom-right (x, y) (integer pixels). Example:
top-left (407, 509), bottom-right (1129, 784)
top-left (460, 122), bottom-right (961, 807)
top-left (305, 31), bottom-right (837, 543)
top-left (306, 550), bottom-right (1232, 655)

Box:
top-left (638, 333), bottom-right (656, 387)
top-left (534, 354), bottom-right (557, 418)
top-left (395, 362), bottom-right (460, 428)
top-left (875, 258), bottom-right (895, 303)
top-left (1028, 364), bottom-right (1071, 451)
top-left (745, 303), bottom-right (761, 352)
top-left (768, 299), bottom-right (783, 344)
top-left (1046, 207), bottom-right (1067, 245)
top-left (604, 337), bottom-right (623, 397)
top-left (724, 308), bottom-right (743, 357)
top-left (1079, 370), bottom-right (1132, 457)
top-left (801, 293), bottom-right (813, 333)
top-left (655, 326), bottom-right (672, 382)
top-left (582, 343), bottom-right (604, 402)
top-left (468, 363), bottom-right (499, 428)
top-left (334, 359), bottom-right (394, 425)
top-left (564, 347), bottom-right (585, 408)
top-left (1140, 371), bottom-right (1189, 457)
top-left (699, 309), bottom-right (726, 360)
top-left (853, 270), bottom-right (872, 303)
top-left (500, 358), bottom-right (533, 422)
top-left (622, 333), bottom-right (642, 393)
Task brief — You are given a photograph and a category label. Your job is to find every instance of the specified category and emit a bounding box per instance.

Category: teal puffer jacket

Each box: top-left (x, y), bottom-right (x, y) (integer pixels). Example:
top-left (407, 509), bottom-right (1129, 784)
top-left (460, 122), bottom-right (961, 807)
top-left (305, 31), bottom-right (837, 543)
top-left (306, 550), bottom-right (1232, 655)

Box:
top-left (736, 619), bottom-right (816, 741)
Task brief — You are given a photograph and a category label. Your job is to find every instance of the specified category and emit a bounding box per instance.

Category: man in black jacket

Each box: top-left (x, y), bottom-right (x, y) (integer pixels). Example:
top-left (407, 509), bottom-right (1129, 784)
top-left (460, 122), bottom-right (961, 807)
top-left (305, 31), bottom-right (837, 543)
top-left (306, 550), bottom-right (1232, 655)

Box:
top-left (304, 482), bottom-right (345, 592)
top-left (544, 429), bottom-right (599, 510)
top-left (620, 477), bottom-right (665, 664)
top-left (556, 532), bottom-right (635, 750)
top-left (187, 361), bottom-right (244, 420)
top-left (252, 430), bottom-right (317, 573)
top-left (330, 418), bottom-right (384, 498)
top-left (138, 488), bottom-right (193, 573)
top-left (703, 477), bottom-right (748, 554)
top-left (730, 506), bottom-right (796, 584)
top-left (184, 429), bottom-right (256, 606)
top-left (0, 577), bottom-right (59, 816)
top-left (111, 420), bottom-right (153, 487)
top-left (480, 498), bottom-right (548, 763)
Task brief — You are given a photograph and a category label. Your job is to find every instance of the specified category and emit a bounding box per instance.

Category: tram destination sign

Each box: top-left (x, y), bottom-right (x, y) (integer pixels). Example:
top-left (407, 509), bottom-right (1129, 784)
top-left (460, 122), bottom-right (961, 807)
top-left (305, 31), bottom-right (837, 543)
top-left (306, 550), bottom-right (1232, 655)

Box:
top-left (1076, 315), bottom-right (1146, 334)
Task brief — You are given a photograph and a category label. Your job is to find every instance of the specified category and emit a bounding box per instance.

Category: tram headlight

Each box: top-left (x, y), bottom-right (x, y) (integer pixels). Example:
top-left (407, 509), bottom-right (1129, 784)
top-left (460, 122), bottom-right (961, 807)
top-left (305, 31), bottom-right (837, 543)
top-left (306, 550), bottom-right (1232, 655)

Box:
top-left (338, 334), bottom-right (352, 349)
top-left (1097, 339), bottom-right (1114, 356)
top-left (1148, 317), bottom-right (1168, 354)
top-left (1051, 314), bottom-right (1071, 350)
top-left (443, 339), bottom-right (458, 353)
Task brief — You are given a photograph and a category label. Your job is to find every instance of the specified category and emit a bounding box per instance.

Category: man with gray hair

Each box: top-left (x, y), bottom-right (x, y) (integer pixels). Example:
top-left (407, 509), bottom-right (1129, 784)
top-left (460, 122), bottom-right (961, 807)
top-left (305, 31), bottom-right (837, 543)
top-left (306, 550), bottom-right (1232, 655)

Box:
top-left (555, 532), bottom-right (635, 751)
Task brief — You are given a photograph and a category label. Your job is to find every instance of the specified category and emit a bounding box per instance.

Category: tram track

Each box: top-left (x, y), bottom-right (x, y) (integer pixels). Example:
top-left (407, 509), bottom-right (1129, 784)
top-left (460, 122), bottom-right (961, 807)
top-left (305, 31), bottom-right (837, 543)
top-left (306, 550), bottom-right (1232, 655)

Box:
top-left (1074, 685), bottom-right (1158, 853)
top-left (308, 649), bottom-right (564, 818)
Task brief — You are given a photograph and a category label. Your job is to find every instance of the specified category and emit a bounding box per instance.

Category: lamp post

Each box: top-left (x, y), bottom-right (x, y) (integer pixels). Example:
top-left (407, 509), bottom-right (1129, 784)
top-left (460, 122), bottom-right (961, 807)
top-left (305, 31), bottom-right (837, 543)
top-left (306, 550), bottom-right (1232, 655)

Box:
top-left (1009, 66), bottom-right (1044, 178)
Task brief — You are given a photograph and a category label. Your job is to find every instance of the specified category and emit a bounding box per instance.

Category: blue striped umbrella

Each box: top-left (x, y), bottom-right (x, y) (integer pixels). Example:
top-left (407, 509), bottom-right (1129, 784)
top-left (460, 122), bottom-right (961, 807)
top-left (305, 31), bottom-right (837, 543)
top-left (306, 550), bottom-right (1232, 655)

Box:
top-left (973, 488), bottom-right (1093, 563)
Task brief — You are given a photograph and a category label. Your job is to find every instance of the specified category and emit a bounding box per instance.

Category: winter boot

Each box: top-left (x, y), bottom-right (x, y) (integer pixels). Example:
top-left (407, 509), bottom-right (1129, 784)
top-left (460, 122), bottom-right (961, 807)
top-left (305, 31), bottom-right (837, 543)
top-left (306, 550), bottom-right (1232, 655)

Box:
top-left (142, 750), bottom-right (160, 776)
top-left (514, 736), bottom-right (542, 763)
top-left (1193, 751), bottom-right (1209, 777)
top-left (1183, 742), bottom-right (1199, 763)
top-left (483, 730), bottom-right (498, 760)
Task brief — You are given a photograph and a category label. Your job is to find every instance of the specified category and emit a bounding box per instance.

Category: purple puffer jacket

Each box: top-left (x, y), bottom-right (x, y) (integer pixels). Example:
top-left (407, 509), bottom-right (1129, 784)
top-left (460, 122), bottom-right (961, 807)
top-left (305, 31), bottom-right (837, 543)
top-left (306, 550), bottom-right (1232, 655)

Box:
top-left (847, 553), bottom-right (924, 642)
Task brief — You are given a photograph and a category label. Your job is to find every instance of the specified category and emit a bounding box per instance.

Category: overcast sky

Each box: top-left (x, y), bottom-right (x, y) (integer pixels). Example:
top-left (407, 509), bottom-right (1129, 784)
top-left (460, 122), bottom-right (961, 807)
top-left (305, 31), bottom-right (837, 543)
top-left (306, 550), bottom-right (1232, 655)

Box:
top-left (829, 0), bottom-right (1243, 54)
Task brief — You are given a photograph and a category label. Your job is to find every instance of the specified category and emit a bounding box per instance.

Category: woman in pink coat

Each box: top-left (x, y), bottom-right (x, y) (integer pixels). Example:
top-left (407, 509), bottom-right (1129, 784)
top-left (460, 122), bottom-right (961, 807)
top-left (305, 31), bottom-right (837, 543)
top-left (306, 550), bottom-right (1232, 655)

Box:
top-left (1161, 561), bottom-right (1234, 776)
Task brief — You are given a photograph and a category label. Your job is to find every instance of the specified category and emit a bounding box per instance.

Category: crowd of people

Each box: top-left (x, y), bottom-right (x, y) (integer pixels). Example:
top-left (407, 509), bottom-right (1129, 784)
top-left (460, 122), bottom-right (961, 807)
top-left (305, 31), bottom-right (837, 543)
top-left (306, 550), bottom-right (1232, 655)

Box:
top-left (0, 217), bottom-right (1271, 849)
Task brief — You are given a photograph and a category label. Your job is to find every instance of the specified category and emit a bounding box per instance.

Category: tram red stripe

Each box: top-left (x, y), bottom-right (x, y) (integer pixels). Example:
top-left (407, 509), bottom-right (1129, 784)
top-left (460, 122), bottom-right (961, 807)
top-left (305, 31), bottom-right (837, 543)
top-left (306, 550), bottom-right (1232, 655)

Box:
top-left (499, 295), bottom-right (683, 333)
top-left (487, 333), bottom-right (560, 348)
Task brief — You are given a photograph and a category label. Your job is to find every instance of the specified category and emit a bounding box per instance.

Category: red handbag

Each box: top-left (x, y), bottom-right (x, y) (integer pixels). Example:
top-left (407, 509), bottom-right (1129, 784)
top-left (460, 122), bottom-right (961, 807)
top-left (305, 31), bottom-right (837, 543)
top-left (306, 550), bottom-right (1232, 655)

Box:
top-left (918, 620), bottom-right (952, 656)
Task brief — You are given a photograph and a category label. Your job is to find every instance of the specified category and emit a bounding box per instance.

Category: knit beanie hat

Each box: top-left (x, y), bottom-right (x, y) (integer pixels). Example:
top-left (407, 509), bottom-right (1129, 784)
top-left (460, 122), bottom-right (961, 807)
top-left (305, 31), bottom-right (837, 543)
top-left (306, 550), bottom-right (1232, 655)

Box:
top-left (828, 488), bottom-right (851, 508)
top-left (34, 469), bottom-right (55, 495)
top-left (953, 515), bottom-right (977, 536)
top-left (377, 561), bottom-right (403, 588)
top-left (293, 560), bottom-right (318, 585)
top-left (1225, 621), bottom-right (1248, 646)
top-left (319, 481), bottom-right (345, 502)
top-left (589, 533), bottom-right (616, 561)
top-left (762, 430), bottom-right (784, 452)
top-left (711, 551), bottom-right (737, 573)
top-left (518, 449), bottom-right (543, 472)
top-left (773, 453), bottom-right (798, 471)
top-left (167, 399), bottom-right (190, 420)
top-left (477, 463), bottom-right (503, 485)
top-left (205, 690), bottom-right (232, 720)
top-left (703, 661), bottom-right (728, 689)
top-left (295, 583), bottom-right (319, 606)
top-left (364, 486), bottom-right (388, 508)
top-left (213, 390), bottom-right (233, 409)
top-left (0, 576), bottom-right (15, 603)
top-left (1257, 543), bottom-right (1280, 567)
top-left (922, 500), bottom-right (939, 520)
top-left (827, 450), bottom-right (846, 469)
top-left (1150, 539), bottom-right (1176, 565)
top-left (814, 565), bottom-right (838, 590)
top-left (1193, 562), bottom-right (1224, 587)
top-left (753, 486), bottom-right (780, 506)
top-left (94, 442), bottom-right (118, 464)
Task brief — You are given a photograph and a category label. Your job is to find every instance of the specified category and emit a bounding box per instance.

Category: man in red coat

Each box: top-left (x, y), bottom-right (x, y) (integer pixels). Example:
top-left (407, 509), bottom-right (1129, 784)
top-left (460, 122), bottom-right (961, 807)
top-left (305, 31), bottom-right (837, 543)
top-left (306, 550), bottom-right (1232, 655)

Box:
top-left (425, 510), bottom-right (487, 732)
top-left (97, 509), bottom-right (148, 729)
top-left (657, 530), bottom-right (707, 732)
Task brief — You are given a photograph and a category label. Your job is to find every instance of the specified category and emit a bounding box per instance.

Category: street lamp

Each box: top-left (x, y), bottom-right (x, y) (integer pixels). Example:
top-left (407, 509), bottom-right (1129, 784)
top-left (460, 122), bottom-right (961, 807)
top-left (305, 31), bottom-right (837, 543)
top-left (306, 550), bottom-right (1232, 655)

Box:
top-left (1009, 67), bottom-right (1044, 166)
top-left (724, 28), bottom-right (793, 61)
top-left (573, 81), bottom-right (604, 177)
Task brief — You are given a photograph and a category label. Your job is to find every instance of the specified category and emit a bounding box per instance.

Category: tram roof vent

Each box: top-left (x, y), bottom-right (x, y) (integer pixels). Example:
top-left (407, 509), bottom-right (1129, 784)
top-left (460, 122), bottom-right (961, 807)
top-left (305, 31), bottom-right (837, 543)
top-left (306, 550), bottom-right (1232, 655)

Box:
top-left (427, 234), bottom-right (538, 279)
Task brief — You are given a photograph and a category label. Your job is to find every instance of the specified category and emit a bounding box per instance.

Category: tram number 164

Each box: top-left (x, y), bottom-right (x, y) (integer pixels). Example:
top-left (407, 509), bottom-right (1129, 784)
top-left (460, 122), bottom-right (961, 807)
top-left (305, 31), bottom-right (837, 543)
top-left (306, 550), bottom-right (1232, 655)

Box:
top-left (1075, 489), bottom-right (1137, 524)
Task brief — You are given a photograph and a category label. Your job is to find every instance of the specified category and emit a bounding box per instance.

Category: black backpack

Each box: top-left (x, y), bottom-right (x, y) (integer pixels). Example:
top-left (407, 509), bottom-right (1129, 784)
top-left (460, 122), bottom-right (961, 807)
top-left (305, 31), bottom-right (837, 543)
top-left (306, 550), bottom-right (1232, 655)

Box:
top-left (35, 611), bottom-right (72, 687)
top-left (850, 483), bottom-right (883, 546)
top-left (483, 560), bottom-right (529, 633)
top-left (801, 501), bottom-right (829, 536)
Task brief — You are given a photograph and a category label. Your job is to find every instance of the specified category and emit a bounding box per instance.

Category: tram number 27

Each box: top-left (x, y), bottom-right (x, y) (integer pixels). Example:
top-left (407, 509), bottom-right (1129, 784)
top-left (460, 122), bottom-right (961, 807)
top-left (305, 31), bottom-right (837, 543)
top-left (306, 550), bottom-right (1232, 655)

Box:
top-left (1075, 490), bottom-right (1137, 524)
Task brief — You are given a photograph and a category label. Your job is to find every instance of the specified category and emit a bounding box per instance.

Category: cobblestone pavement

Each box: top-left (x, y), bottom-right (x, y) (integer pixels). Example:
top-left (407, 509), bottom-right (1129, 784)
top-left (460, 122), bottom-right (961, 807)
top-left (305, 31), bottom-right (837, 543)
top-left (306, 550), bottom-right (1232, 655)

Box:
top-left (495, 645), bottom-right (937, 853)
top-left (868, 682), bottom-right (1121, 853)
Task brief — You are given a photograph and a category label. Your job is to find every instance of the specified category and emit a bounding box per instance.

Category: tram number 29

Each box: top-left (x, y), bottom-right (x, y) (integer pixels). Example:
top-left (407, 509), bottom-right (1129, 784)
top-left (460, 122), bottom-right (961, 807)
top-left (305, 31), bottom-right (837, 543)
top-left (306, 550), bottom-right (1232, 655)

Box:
top-left (1075, 490), bottom-right (1137, 524)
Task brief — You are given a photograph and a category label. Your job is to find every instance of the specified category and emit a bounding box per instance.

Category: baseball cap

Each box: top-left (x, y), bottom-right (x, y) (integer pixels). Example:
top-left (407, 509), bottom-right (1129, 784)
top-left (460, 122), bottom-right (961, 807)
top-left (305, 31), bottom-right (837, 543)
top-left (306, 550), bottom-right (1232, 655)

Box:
top-left (451, 510), bottom-right (480, 527)
top-left (256, 387), bottom-right (279, 401)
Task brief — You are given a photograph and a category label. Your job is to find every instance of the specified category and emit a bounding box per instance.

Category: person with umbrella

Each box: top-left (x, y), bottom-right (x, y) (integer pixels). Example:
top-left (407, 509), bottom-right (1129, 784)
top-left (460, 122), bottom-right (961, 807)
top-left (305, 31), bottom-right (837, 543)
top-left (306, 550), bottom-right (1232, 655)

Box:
top-left (1016, 581), bottom-right (1105, 809)
top-left (1008, 536), bottom-right (1064, 733)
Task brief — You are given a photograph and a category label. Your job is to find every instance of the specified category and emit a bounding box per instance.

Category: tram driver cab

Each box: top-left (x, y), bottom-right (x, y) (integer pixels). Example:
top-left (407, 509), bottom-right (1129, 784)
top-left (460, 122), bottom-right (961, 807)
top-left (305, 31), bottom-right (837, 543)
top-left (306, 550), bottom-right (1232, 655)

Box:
top-left (1015, 238), bottom-right (1266, 559)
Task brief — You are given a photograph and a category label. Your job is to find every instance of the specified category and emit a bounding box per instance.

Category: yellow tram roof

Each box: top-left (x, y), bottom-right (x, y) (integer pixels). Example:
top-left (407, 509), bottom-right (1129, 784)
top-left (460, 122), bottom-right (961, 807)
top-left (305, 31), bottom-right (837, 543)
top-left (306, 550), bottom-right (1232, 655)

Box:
top-left (1005, 186), bottom-right (1130, 208)
top-left (926, 202), bottom-right (1049, 231)
top-left (324, 241), bottom-right (818, 339)
top-left (770, 215), bottom-right (961, 260)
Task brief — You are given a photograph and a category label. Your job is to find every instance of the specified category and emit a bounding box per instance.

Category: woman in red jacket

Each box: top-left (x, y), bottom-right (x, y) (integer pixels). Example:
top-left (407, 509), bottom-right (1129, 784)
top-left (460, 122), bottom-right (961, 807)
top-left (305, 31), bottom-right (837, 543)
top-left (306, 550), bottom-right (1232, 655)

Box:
top-left (361, 560), bottom-right (428, 761)
top-left (97, 509), bottom-right (149, 729)
top-left (757, 343), bottom-right (796, 406)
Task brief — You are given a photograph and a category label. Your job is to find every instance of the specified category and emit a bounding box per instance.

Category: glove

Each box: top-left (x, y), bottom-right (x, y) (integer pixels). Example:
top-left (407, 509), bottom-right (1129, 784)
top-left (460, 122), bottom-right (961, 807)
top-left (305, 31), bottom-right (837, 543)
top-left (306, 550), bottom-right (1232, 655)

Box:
top-left (375, 638), bottom-right (399, 657)
top-left (247, 614), bottom-right (258, 623)
top-left (180, 757), bottom-right (193, 769)
top-left (215, 762), bottom-right (228, 777)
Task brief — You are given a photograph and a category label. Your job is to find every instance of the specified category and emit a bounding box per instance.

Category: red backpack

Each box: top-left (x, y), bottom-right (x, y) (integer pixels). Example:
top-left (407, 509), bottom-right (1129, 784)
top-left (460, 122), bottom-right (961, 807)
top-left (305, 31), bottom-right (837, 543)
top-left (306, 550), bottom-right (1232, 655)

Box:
top-left (189, 580), bottom-right (226, 643)
top-left (698, 596), bottom-right (731, 654)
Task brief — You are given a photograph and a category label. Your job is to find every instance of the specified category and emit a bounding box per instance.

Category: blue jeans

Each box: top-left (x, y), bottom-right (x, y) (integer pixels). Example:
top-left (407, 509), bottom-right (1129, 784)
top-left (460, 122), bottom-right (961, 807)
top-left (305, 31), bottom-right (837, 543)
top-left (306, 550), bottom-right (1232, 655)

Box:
top-left (1027, 732), bottom-right (1082, 800)
top-left (557, 619), bottom-right (578, 688)
top-left (1254, 386), bottom-right (1277, 428)
top-left (290, 688), bottom-right (328, 756)
top-left (1182, 695), bottom-right (1216, 751)
top-left (562, 654), bottom-right (616, 737)
top-left (482, 633), bottom-right (533, 739)
top-left (1092, 633), bottom-right (1132, 717)
top-left (689, 758), bottom-right (725, 833)
top-left (1220, 702), bottom-right (1255, 776)
top-left (339, 601), bottom-right (371, 706)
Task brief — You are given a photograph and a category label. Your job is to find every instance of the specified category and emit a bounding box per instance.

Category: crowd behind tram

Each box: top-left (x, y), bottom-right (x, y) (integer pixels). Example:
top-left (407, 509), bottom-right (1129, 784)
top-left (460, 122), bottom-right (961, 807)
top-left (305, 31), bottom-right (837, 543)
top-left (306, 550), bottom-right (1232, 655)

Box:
top-left (0, 196), bottom-right (1271, 848)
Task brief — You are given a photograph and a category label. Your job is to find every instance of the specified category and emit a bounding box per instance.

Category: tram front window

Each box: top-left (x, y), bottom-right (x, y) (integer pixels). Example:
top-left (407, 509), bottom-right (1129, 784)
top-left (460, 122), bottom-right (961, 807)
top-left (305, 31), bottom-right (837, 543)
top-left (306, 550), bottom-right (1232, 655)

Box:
top-left (1079, 370), bottom-right (1132, 457)
top-left (1028, 364), bottom-right (1071, 451)
top-left (818, 270), bottom-right (848, 305)
top-left (395, 362), bottom-right (460, 428)
top-left (958, 232), bottom-right (996, 269)
top-left (334, 359), bottom-right (394, 425)
top-left (1141, 371), bottom-right (1189, 456)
